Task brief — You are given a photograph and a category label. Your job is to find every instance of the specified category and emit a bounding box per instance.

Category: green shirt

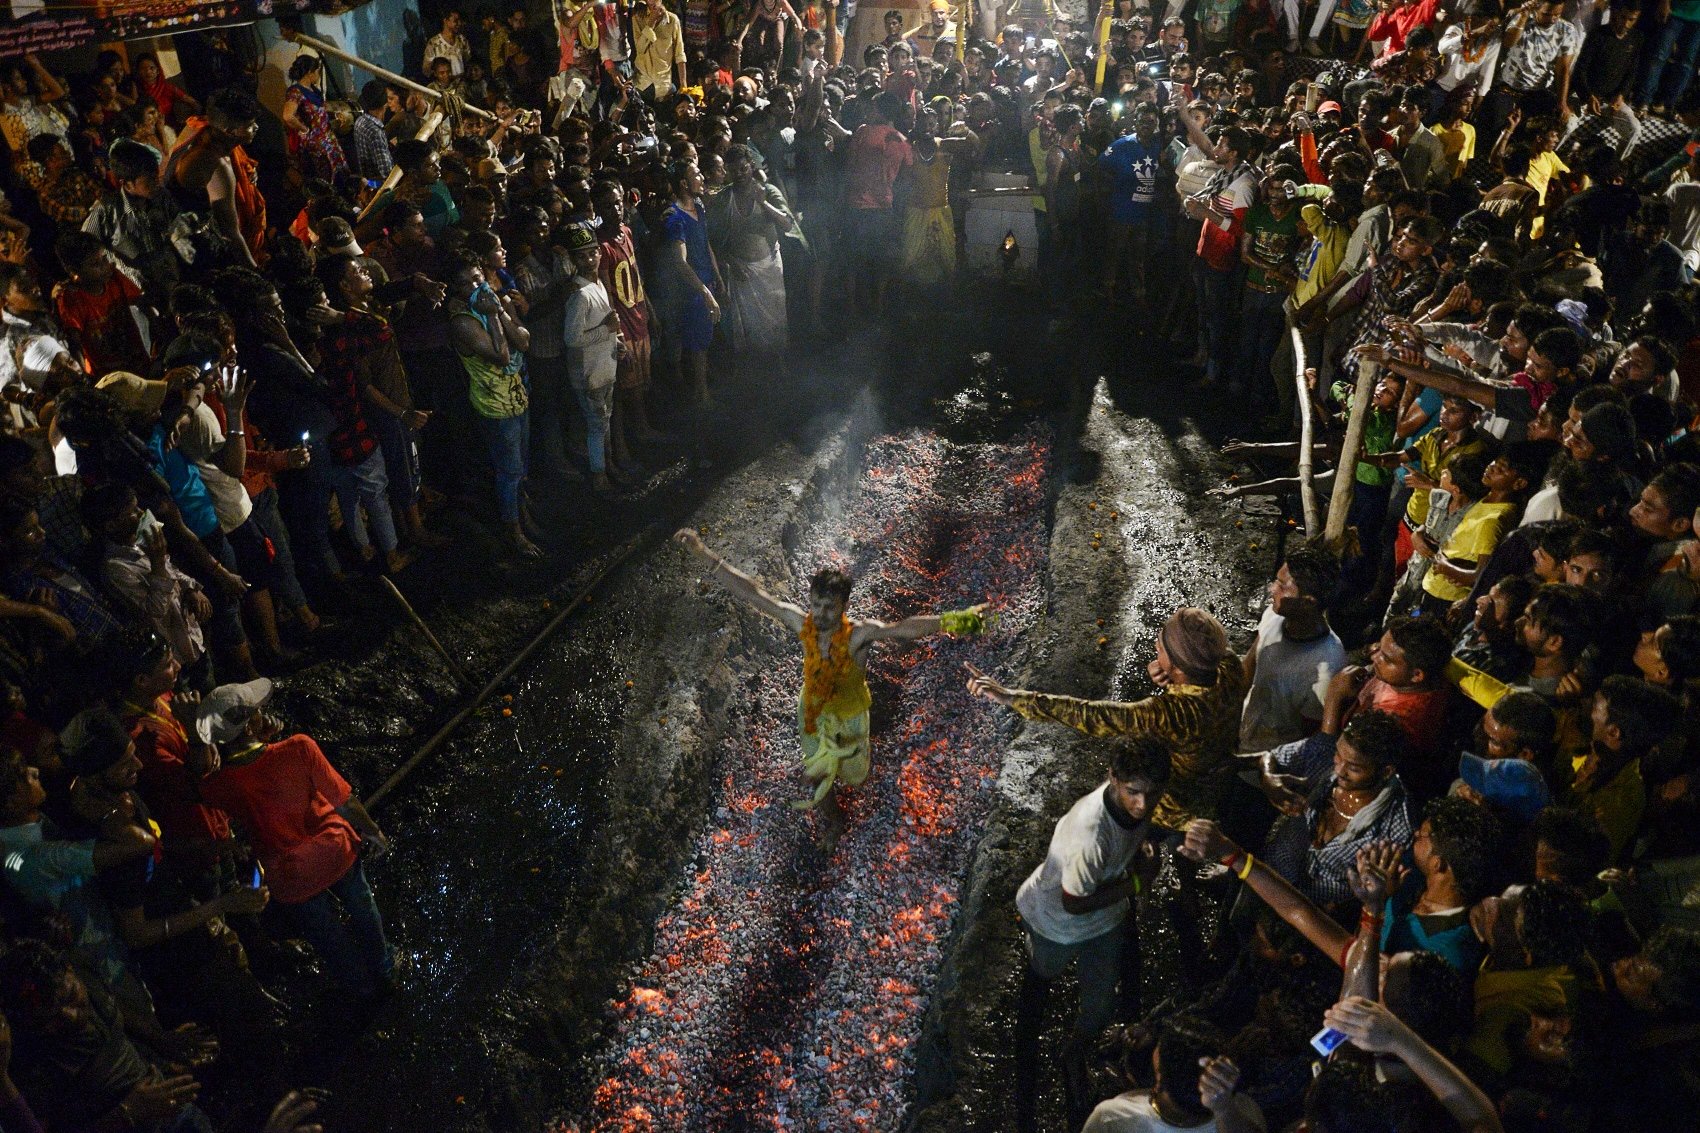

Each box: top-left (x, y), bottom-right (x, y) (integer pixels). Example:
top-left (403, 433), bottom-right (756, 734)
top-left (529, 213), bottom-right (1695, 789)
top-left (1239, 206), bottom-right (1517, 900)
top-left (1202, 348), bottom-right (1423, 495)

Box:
top-left (1244, 201), bottom-right (1301, 291)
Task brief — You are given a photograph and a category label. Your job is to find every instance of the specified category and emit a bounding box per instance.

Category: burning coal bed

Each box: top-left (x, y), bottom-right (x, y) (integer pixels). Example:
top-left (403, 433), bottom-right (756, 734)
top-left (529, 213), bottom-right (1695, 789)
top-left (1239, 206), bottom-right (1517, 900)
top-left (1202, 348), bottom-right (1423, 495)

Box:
top-left (586, 426), bottom-right (1053, 1131)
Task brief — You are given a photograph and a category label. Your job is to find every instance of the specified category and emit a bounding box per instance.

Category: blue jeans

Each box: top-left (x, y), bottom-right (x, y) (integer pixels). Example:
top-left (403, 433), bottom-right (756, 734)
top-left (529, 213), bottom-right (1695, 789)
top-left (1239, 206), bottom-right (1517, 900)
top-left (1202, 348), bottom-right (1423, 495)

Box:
top-left (327, 449), bottom-right (398, 556)
top-left (573, 383), bottom-right (613, 475)
top-left (477, 412), bottom-right (529, 522)
top-left (1641, 15), bottom-right (1700, 107)
top-left (283, 858), bottom-right (392, 998)
top-left (1192, 258), bottom-right (1241, 383)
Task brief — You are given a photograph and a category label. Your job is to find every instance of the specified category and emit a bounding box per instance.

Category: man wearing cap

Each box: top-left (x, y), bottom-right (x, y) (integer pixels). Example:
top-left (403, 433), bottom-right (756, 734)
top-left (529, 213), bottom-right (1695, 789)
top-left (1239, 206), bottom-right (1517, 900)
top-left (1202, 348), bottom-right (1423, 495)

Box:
top-left (196, 678), bottom-right (397, 1002)
top-left (967, 607), bottom-right (1249, 831)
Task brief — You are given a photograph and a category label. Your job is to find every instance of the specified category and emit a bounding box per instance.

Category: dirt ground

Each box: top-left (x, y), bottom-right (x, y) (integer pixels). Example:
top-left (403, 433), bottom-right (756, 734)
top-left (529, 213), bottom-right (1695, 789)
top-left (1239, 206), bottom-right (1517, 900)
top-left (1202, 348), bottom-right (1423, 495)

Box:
top-left (239, 290), bottom-right (1286, 1132)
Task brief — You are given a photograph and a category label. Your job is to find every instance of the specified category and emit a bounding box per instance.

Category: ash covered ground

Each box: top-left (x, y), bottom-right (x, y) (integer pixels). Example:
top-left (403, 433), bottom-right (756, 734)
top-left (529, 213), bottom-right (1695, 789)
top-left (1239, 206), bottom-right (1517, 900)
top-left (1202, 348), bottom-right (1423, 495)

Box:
top-left (252, 293), bottom-right (1280, 1133)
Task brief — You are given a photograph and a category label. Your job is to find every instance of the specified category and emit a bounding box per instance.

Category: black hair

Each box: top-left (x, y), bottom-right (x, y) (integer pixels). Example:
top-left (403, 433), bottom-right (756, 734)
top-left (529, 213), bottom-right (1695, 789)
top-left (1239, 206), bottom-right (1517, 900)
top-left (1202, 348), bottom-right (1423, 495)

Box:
top-left (1461, 259), bottom-right (1514, 307)
top-left (1578, 402), bottom-right (1639, 464)
top-left (1446, 448), bottom-right (1491, 502)
top-left (1305, 1059), bottom-right (1401, 1133)
top-left (393, 138), bottom-right (436, 174)
top-left (1517, 880), bottom-right (1590, 969)
top-left (1423, 795), bottom-right (1503, 904)
top-left (1501, 440), bottom-right (1556, 493)
top-left (1525, 584), bottom-right (1599, 661)
top-left (1384, 614), bottom-right (1453, 683)
top-left (1110, 736), bottom-right (1173, 788)
top-left (54, 231), bottom-right (106, 275)
top-left (1283, 537), bottom-right (1340, 601)
top-left (1491, 690), bottom-right (1558, 762)
top-left (287, 54), bottom-right (322, 83)
top-left (1340, 709), bottom-right (1405, 775)
top-left (1659, 616), bottom-right (1700, 687)
top-left (1650, 462), bottom-right (1700, 522)
top-left (107, 138), bottom-right (160, 184)
top-left (1383, 949), bottom-right (1473, 1047)
top-left (359, 78), bottom-right (388, 111)
top-left (1512, 302), bottom-right (1568, 341)
top-left (80, 481), bottom-right (138, 536)
top-left (206, 86), bottom-right (261, 125)
top-left (1531, 326), bottom-right (1582, 372)
top-left (1531, 807), bottom-right (1611, 887)
top-left (808, 566), bottom-right (853, 606)
top-left (1154, 1015), bottom-right (1225, 1122)
top-left (1642, 925), bottom-right (1700, 1014)
top-left (0, 939), bottom-right (76, 1022)
top-left (1597, 674), bottom-right (1682, 757)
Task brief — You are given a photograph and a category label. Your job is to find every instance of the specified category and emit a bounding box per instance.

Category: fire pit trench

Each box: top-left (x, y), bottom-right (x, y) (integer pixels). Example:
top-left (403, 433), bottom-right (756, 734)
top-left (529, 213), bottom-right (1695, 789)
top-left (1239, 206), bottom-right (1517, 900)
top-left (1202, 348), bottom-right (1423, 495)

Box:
top-left (585, 426), bottom-right (1053, 1131)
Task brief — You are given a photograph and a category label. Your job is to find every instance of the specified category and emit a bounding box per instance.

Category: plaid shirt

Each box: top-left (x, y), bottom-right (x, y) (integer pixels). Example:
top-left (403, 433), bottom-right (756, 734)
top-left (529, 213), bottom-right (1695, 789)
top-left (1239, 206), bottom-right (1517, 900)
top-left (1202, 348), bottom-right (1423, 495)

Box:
top-left (321, 313), bottom-right (383, 466)
top-left (1261, 732), bottom-right (1414, 908)
top-left (2, 554), bottom-right (125, 646)
top-left (350, 112), bottom-right (392, 183)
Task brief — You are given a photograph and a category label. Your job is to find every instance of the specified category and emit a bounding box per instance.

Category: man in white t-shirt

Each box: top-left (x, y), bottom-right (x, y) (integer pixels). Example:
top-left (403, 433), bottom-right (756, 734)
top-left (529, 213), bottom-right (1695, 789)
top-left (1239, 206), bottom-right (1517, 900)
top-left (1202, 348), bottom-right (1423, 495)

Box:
top-left (1017, 737), bottom-right (1169, 1121)
top-left (1084, 1016), bottom-right (1265, 1132)
top-left (560, 223), bottom-right (622, 494)
top-left (1239, 541), bottom-right (1347, 752)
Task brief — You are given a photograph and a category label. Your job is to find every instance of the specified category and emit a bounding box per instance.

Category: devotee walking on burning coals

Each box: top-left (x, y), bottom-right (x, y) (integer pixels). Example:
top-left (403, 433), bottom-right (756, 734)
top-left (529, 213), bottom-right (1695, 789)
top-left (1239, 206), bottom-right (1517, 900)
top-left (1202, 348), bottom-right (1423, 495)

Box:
top-left (674, 527), bottom-right (987, 851)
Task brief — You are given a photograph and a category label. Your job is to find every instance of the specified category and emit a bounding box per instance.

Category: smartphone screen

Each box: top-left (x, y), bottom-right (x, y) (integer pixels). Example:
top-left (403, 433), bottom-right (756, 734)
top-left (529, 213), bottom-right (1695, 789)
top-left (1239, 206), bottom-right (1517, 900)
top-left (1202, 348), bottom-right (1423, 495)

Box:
top-left (1310, 1026), bottom-right (1348, 1058)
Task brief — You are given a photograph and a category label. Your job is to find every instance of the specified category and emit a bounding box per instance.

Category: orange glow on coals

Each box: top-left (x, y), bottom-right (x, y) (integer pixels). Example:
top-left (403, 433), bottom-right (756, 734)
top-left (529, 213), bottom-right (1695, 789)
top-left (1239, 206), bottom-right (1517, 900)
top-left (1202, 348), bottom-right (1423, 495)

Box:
top-left (586, 431), bottom-right (1050, 1131)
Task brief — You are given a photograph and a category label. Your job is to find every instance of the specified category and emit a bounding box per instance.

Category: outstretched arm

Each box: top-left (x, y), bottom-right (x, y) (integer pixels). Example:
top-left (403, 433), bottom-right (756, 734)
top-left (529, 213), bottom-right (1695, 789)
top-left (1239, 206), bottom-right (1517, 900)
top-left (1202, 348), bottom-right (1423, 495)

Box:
top-left (855, 602), bottom-right (988, 646)
top-left (674, 528), bottom-right (806, 631)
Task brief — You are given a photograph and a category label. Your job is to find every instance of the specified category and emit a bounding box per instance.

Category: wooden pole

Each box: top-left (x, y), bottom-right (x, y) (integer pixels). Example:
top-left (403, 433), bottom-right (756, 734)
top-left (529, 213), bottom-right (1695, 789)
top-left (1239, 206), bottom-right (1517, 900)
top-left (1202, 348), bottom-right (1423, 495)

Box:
top-left (1291, 327), bottom-right (1319, 538)
top-left (1323, 359), bottom-right (1377, 547)
top-left (355, 109), bottom-right (444, 222)
top-left (366, 529), bottom-right (652, 809)
top-left (380, 576), bottom-right (472, 690)
top-left (284, 29), bottom-right (497, 121)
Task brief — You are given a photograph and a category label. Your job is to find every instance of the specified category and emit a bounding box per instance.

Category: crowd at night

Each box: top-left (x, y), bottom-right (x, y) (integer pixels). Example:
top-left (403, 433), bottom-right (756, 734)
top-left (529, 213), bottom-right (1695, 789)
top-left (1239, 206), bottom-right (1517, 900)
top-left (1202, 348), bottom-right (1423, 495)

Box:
top-left (0, 0), bottom-right (1698, 1129)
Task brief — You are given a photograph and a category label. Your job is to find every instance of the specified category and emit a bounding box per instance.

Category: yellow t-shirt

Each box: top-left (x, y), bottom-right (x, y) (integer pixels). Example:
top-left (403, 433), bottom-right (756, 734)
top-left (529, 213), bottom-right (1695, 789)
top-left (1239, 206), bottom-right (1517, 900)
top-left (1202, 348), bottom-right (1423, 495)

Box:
top-left (1423, 500), bottom-right (1516, 602)
top-left (1404, 430), bottom-right (1488, 526)
top-left (1525, 151), bottom-right (1570, 239)
top-left (1433, 121), bottom-right (1476, 182)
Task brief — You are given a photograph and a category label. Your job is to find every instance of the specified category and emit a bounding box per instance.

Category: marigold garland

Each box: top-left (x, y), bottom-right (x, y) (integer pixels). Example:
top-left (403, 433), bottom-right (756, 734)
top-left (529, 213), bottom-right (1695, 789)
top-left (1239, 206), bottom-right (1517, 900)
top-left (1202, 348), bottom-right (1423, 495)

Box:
top-left (800, 612), bottom-right (853, 736)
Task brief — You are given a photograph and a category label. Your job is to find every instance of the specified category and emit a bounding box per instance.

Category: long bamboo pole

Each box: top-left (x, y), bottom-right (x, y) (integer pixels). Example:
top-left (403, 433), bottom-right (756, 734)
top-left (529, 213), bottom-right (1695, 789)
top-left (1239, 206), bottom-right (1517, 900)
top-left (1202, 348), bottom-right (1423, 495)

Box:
top-left (1291, 327), bottom-right (1319, 537)
top-left (1323, 359), bottom-right (1377, 546)
top-left (283, 28), bottom-right (497, 121)
top-left (355, 109), bottom-right (444, 222)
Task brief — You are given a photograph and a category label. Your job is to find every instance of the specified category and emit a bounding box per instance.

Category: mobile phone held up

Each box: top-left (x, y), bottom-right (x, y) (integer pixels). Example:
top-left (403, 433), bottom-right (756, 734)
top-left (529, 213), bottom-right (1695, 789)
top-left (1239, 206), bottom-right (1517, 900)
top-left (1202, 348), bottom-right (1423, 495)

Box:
top-left (249, 861), bottom-right (264, 889)
top-left (1310, 1025), bottom-right (1349, 1058)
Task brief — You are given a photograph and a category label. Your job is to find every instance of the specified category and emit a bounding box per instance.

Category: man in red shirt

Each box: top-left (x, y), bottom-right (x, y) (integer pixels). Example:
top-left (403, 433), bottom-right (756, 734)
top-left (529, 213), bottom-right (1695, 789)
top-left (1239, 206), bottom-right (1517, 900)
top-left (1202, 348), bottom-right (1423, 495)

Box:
top-left (841, 90), bottom-right (913, 315)
top-left (1182, 124), bottom-right (1255, 389)
top-left (195, 678), bottom-right (396, 1002)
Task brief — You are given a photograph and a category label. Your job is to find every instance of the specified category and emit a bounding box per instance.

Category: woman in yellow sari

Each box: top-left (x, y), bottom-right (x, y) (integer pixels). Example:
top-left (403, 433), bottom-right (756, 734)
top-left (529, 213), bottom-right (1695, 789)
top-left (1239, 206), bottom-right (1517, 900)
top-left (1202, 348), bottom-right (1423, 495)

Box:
top-left (675, 527), bottom-right (986, 850)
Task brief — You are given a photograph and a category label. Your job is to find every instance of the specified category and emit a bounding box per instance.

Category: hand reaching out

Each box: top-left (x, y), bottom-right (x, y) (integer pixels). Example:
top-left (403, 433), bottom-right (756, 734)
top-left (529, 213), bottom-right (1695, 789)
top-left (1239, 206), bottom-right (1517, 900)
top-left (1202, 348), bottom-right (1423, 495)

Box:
top-left (1347, 839), bottom-right (1408, 910)
top-left (963, 662), bottom-right (1016, 707)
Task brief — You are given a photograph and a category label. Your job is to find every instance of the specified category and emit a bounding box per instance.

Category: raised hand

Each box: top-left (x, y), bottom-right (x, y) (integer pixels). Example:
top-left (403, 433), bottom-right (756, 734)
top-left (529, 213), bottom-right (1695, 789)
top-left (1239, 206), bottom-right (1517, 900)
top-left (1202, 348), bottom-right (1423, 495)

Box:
top-left (963, 662), bottom-right (1016, 707)
top-left (1347, 840), bottom-right (1408, 910)
top-left (1197, 1055), bottom-right (1242, 1112)
top-left (1179, 818), bottom-right (1236, 864)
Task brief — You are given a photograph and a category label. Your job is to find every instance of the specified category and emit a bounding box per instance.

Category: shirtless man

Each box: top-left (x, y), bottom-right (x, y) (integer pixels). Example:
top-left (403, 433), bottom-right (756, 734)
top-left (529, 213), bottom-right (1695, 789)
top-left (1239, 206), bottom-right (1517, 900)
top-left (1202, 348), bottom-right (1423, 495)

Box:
top-left (675, 527), bottom-right (985, 849)
top-left (162, 87), bottom-right (262, 268)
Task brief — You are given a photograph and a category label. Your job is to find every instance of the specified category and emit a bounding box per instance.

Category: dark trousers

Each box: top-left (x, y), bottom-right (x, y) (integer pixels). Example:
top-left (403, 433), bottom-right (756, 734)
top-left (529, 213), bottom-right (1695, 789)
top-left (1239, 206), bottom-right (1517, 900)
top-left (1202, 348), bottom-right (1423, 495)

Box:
top-left (1192, 259), bottom-right (1241, 383)
top-left (1236, 286), bottom-right (1289, 408)
top-left (282, 858), bottom-right (391, 998)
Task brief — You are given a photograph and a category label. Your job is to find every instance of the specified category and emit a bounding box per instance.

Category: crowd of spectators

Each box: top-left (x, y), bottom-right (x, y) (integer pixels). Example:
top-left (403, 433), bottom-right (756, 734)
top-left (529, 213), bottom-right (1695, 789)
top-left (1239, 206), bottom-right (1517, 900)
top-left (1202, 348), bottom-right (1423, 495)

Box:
top-left (0, 0), bottom-right (1698, 1129)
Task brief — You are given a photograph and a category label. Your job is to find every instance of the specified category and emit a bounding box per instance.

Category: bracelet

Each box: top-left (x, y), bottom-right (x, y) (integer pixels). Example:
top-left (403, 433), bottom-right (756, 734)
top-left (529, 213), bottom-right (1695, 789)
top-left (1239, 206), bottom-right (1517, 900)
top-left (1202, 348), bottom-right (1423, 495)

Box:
top-left (1220, 850), bottom-right (1242, 871)
top-left (1360, 908), bottom-right (1383, 932)
top-left (1235, 854), bottom-right (1255, 881)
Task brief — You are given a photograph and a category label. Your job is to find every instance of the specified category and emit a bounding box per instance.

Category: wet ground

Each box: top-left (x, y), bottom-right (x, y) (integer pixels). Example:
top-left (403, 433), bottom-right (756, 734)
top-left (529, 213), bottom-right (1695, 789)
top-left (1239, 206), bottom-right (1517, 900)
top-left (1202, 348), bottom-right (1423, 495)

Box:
top-left (240, 287), bottom-right (1287, 1132)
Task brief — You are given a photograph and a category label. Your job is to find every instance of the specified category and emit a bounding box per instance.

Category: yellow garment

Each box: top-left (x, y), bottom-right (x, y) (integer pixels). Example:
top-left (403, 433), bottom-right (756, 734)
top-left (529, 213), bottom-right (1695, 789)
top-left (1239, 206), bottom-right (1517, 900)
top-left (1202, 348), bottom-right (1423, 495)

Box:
top-left (1422, 500), bottom-right (1515, 603)
top-left (1433, 121), bottom-right (1476, 182)
top-left (1468, 963), bottom-right (1579, 1075)
top-left (1525, 151), bottom-right (1569, 239)
top-left (1294, 202), bottom-right (1350, 307)
top-left (793, 616), bottom-right (874, 809)
top-left (901, 204), bottom-right (956, 284)
top-left (1404, 430), bottom-right (1487, 526)
top-left (1566, 754), bottom-right (1645, 860)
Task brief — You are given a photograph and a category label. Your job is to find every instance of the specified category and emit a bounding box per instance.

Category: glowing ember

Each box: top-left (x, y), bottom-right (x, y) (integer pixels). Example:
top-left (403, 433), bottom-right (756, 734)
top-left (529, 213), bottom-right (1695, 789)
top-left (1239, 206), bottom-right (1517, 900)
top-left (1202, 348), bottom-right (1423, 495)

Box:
top-left (586, 430), bottom-right (1051, 1130)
